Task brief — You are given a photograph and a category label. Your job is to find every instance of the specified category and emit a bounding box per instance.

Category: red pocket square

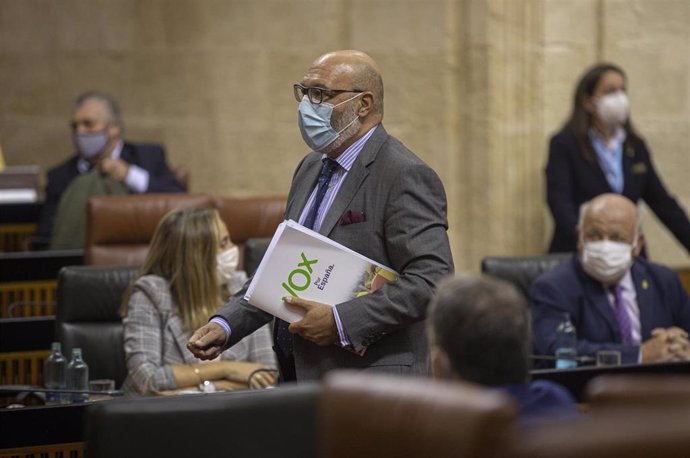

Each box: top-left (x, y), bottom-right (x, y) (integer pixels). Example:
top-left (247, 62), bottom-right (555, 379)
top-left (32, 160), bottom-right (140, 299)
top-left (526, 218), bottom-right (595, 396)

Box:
top-left (340, 210), bottom-right (365, 225)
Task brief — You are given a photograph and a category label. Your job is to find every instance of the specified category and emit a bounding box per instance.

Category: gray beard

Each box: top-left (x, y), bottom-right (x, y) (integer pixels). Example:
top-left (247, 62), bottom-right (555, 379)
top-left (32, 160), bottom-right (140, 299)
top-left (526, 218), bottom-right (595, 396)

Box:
top-left (322, 103), bottom-right (361, 155)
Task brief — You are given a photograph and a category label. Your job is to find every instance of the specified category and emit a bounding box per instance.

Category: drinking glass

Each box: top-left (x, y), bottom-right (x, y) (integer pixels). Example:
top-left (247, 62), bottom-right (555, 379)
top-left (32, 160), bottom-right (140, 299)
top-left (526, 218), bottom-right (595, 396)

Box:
top-left (596, 350), bottom-right (621, 367)
top-left (89, 379), bottom-right (116, 401)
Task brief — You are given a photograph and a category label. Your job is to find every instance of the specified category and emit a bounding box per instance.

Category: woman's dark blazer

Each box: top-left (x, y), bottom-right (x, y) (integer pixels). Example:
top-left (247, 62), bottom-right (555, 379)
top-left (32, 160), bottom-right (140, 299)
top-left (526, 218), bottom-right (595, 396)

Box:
top-left (545, 128), bottom-right (690, 253)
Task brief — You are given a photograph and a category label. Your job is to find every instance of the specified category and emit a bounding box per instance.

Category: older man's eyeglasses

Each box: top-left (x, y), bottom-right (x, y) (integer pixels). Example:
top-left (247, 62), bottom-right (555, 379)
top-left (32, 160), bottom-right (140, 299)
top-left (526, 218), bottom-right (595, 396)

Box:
top-left (293, 84), bottom-right (363, 105)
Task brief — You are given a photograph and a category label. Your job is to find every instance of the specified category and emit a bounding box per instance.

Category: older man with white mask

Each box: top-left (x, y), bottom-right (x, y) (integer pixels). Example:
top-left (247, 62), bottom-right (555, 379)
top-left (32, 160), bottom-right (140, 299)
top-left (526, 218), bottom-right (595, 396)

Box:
top-left (531, 193), bottom-right (690, 364)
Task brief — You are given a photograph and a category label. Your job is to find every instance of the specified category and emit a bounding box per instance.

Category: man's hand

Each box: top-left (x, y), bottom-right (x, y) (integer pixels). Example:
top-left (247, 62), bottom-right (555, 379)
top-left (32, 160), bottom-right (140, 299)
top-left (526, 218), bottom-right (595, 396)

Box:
top-left (187, 322), bottom-right (226, 360)
top-left (641, 328), bottom-right (670, 363)
top-left (665, 326), bottom-right (690, 361)
top-left (639, 328), bottom-right (689, 363)
top-left (99, 157), bottom-right (130, 182)
top-left (285, 296), bottom-right (338, 346)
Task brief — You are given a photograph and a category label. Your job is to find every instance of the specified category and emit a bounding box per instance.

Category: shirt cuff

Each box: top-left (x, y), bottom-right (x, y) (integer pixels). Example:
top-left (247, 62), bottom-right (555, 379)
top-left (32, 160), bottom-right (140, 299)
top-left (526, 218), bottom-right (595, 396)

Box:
top-left (209, 316), bottom-right (231, 348)
top-left (124, 164), bottom-right (149, 193)
top-left (332, 306), bottom-right (351, 348)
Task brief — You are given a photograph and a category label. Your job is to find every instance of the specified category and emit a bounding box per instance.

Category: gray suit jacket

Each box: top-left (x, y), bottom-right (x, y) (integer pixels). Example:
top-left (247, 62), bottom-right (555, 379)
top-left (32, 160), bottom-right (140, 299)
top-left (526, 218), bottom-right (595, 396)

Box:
top-left (217, 125), bottom-right (454, 380)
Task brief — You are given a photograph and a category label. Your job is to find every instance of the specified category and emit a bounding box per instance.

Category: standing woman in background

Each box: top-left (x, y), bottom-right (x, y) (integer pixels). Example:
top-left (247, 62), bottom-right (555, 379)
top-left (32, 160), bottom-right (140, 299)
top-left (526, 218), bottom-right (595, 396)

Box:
top-left (545, 62), bottom-right (690, 255)
top-left (121, 207), bottom-right (277, 395)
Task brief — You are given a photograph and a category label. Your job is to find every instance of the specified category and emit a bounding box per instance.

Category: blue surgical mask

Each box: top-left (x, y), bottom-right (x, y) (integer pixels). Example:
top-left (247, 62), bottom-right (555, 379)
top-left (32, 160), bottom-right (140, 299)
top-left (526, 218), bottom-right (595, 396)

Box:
top-left (297, 93), bottom-right (362, 151)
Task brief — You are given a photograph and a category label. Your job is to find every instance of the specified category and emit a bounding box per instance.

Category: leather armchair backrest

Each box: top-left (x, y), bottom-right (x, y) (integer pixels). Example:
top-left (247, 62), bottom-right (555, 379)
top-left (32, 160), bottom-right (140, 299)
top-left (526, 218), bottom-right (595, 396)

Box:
top-left (586, 375), bottom-right (690, 408)
top-left (55, 265), bottom-right (138, 388)
top-left (244, 238), bottom-right (272, 277)
top-left (481, 253), bottom-right (572, 299)
top-left (214, 196), bottom-right (286, 244)
top-left (86, 193), bottom-right (214, 266)
top-left (85, 194), bottom-right (286, 267)
top-left (85, 383), bottom-right (320, 458)
top-left (513, 404), bottom-right (690, 458)
top-left (320, 371), bottom-right (516, 458)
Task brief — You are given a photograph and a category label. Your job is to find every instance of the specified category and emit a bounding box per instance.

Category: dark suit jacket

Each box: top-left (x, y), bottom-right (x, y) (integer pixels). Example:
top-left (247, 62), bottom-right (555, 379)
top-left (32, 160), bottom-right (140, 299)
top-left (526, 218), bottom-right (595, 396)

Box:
top-left (500, 380), bottom-right (578, 424)
top-left (36, 142), bottom-right (185, 239)
top-left (216, 125), bottom-right (454, 380)
top-left (545, 128), bottom-right (690, 253)
top-left (531, 255), bottom-right (690, 364)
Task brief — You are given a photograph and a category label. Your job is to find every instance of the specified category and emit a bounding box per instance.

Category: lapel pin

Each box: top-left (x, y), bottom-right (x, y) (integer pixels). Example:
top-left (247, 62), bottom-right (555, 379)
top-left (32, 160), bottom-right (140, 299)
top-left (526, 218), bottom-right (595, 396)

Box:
top-left (641, 279), bottom-right (649, 290)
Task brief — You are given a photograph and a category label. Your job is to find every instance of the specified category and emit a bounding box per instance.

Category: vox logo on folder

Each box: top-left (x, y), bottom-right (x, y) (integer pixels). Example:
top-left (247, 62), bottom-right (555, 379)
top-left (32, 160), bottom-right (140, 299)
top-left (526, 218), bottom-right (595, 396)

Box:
top-left (245, 220), bottom-right (397, 323)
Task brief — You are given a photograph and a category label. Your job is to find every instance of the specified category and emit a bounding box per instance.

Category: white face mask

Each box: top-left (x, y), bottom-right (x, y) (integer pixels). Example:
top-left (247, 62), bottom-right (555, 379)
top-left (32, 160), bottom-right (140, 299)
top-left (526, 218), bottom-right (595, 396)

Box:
top-left (581, 239), bottom-right (634, 284)
top-left (216, 246), bottom-right (239, 285)
top-left (596, 91), bottom-right (629, 127)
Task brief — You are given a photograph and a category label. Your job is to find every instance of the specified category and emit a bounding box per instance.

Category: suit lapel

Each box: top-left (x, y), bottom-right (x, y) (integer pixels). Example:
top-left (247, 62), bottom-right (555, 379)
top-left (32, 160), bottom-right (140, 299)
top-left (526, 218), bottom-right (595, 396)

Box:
top-left (319, 160), bottom-right (368, 236)
top-left (319, 126), bottom-right (387, 236)
top-left (621, 142), bottom-right (635, 196)
top-left (578, 261), bottom-right (620, 340)
top-left (631, 261), bottom-right (654, 339)
top-left (286, 157), bottom-right (322, 221)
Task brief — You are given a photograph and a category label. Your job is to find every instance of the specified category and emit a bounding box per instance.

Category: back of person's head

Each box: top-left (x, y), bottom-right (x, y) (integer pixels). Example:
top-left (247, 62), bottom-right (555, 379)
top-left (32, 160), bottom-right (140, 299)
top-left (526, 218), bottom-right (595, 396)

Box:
top-left (428, 274), bottom-right (530, 387)
top-left (74, 90), bottom-right (122, 126)
top-left (123, 207), bottom-right (223, 330)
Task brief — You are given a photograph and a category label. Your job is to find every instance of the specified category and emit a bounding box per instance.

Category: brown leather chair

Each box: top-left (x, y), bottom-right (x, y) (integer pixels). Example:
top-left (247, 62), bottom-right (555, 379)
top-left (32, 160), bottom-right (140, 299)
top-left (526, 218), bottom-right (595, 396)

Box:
top-left (85, 193), bottom-right (286, 266)
top-left (320, 371), bottom-right (517, 458)
top-left (513, 405), bottom-right (690, 458)
top-left (585, 374), bottom-right (690, 408)
top-left (214, 195), bottom-right (288, 256)
top-left (513, 375), bottom-right (690, 458)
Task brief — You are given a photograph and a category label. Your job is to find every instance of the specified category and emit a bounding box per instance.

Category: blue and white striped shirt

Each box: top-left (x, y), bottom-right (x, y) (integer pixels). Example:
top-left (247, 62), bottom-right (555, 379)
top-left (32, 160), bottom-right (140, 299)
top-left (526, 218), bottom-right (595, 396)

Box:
top-left (297, 126), bottom-right (378, 231)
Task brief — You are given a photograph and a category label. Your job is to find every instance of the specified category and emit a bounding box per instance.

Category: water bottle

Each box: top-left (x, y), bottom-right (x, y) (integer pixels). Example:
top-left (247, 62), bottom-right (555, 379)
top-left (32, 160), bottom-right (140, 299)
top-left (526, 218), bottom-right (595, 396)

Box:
top-left (43, 342), bottom-right (66, 405)
top-left (555, 313), bottom-right (577, 369)
top-left (66, 348), bottom-right (89, 403)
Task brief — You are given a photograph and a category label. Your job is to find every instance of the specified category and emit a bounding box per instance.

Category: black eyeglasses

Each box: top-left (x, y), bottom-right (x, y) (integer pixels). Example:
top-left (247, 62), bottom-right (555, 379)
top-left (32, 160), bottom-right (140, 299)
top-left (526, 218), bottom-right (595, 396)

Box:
top-left (293, 84), bottom-right (363, 105)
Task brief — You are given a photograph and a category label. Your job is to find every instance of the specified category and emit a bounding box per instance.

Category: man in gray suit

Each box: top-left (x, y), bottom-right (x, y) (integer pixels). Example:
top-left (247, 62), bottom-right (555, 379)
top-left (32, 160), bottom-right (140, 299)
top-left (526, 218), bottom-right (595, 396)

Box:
top-left (188, 50), bottom-right (454, 381)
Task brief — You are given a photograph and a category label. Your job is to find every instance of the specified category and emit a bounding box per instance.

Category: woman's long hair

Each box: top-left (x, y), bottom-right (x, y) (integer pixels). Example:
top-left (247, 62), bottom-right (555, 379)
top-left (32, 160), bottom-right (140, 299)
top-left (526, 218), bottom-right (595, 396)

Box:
top-left (563, 62), bottom-right (642, 162)
top-left (122, 207), bottom-right (224, 331)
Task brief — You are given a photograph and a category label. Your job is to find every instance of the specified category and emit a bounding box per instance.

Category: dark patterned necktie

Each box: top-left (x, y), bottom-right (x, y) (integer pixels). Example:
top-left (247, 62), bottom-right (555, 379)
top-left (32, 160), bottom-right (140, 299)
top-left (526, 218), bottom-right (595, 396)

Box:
top-left (612, 284), bottom-right (633, 345)
top-left (302, 158), bottom-right (340, 231)
top-left (274, 158), bottom-right (339, 381)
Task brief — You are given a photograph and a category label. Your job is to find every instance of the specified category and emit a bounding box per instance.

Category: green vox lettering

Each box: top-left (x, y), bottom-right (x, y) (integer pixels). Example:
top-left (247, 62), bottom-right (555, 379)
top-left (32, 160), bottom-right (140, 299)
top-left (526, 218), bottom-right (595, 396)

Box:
top-left (281, 252), bottom-right (318, 297)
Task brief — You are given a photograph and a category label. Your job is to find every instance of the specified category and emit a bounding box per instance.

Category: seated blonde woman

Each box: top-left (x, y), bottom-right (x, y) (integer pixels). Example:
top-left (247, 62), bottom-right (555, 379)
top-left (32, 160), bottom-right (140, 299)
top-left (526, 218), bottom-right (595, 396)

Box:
top-left (121, 207), bottom-right (277, 395)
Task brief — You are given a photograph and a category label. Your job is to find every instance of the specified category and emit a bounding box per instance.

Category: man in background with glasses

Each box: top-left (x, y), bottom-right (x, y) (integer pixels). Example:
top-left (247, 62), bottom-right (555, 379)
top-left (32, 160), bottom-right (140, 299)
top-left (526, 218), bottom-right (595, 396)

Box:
top-left (189, 50), bottom-right (454, 382)
top-left (35, 91), bottom-right (186, 248)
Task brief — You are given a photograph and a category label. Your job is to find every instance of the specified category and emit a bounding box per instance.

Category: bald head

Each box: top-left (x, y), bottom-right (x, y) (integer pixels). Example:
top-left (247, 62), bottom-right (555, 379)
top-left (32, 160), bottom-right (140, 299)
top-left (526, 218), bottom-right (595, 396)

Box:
top-left (313, 50), bottom-right (381, 74)
top-left (578, 193), bottom-right (644, 255)
top-left (306, 50), bottom-right (384, 117)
